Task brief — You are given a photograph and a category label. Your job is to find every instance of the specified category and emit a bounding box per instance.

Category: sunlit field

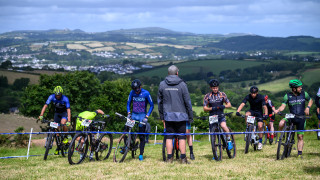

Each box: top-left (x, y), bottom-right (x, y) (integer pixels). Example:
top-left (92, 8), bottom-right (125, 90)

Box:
top-left (1, 132), bottom-right (319, 179)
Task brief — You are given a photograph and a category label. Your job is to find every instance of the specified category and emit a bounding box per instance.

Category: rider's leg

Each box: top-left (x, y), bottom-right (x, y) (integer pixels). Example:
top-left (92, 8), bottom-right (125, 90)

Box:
top-left (61, 118), bottom-right (68, 132)
top-left (297, 134), bottom-right (304, 153)
top-left (278, 119), bottom-right (286, 130)
top-left (269, 121), bottom-right (274, 137)
top-left (220, 121), bottom-right (230, 139)
top-left (258, 121), bottom-right (263, 139)
top-left (139, 125), bottom-right (146, 156)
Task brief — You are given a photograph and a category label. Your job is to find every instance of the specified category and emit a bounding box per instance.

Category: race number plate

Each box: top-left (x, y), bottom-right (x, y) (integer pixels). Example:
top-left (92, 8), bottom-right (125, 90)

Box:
top-left (209, 115), bottom-right (219, 124)
top-left (247, 116), bottom-right (255, 124)
top-left (285, 114), bottom-right (295, 119)
top-left (125, 118), bottom-right (135, 128)
top-left (50, 122), bottom-right (59, 128)
top-left (81, 120), bottom-right (92, 127)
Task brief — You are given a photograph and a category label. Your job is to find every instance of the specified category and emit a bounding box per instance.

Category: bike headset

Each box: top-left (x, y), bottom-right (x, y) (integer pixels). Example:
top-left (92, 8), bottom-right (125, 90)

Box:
top-left (250, 86), bottom-right (259, 93)
top-left (53, 86), bottom-right (63, 95)
top-left (131, 79), bottom-right (142, 92)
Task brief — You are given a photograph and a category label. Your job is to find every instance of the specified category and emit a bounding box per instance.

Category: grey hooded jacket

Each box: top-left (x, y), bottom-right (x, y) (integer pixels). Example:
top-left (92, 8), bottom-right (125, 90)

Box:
top-left (157, 75), bottom-right (193, 123)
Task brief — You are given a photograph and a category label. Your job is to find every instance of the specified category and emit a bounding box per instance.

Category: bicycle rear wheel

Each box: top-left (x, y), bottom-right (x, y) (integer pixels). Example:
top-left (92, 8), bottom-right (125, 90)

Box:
top-left (245, 125), bottom-right (253, 154)
top-left (68, 133), bottom-right (89, 165)
top-left (211, 127), bottom-right (222, 161)
top-left (95, 133), bottom-right (113, 161)
top-left (276, 124), bottom-right (287, 160)
top-left (226, 127), bottom-right (236, 159)
top-left (44, 133), bottom-right (54, 160)
top-left (113, 134), bottom-right (130, 163)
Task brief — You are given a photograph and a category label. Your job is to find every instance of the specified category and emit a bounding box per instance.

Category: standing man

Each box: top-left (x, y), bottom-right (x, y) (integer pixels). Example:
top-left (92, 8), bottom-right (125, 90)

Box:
top-left (158, 65), bottom-right (193, 164)
top-left (39, 86), bottom-right (71, 155)
top-left (127, 79), bottom-right (154, 161)
top-left (316, 88), bottom-right (320, 138)
top-left (275, 79), bottom-right (313, 158)
top-left (236, 86), bottom-right (268, 150)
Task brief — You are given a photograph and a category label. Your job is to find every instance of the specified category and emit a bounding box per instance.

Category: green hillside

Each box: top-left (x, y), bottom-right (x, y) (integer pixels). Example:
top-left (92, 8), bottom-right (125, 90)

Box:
top-left (301, 68), bottom-right (320, 87)
top-left (133, 59), bottom-right (266, 78)
top-left (255, 76), bottom-right (296, 93)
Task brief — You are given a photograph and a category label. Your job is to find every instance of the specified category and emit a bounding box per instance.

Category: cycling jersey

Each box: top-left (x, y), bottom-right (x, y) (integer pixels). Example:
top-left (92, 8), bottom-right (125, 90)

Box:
top-left (127, 88), bottom-right (154, 117)
top-left (315, 95), bottom-right (320, 108)
top-left (242, 94), bottom-right (266, 113)
top-left (45, 94), bottom-right (70, 113)
top-left (266, 100), bottom-right (274, 115)
top-left (76, 111), bottom-right (97, 131)
top-left (203, 91), bottom-right (230, 116)
top-left (282, 91), bottom-right (311, 116)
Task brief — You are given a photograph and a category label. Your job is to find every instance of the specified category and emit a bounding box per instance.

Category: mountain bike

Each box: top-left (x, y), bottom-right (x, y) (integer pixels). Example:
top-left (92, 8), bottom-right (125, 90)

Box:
top-left (241, 115), bottom-right (263, 154)
top-left (162, 135), bottom-right (180, 161)
top-left (262, 118), bottom-right (278, 145)
top-left (42, 119), bottom-right (72, 160)
top-left (209, 112), bottom-right (236, 161)
top-left (113, 112), bottom-right (145, 163)
top-left (68, 115), bottom-right (113, 165)
top-left (276, 113), bottom-right (309, 160)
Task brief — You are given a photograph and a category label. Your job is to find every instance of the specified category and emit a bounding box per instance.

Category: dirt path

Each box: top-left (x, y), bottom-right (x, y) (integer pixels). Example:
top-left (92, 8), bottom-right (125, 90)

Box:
top-left (0, 114), bottom-right (42, 133)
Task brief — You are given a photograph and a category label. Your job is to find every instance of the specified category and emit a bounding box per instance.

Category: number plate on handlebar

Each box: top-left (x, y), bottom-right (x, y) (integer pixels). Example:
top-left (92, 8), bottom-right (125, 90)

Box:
top-left (125, 118), bottom-right (135, 128)
top-left (247, 116), bottom-right (255, 124)
top-left (50, 122), bottom-right (59, 128)
top-left (285, 114), bottom-right (295, 119)
top-left (209, 115), bottom-right (219, 124)
top-left (81, 120), bottom-right (92, 127)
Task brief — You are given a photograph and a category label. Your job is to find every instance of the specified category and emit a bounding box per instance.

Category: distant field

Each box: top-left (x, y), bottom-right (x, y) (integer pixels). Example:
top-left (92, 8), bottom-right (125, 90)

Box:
top-left (283, 51), bottom-right (320, 56)
top-left (85, 42), bottom-right (104, 48)
top-left (124, 50), bottom-right (143, 55)
top-left (66, 44), bottom-right (88, 50)
top-left (257, 76), bottom-right (296, 93)
top-left (87, 47), bottom-right (115, 52)
top-left (126, 42), bottom-right (154, 49)
top-left (0, 70), bottom-right (40, 85)
top-left (301, 68), bottom-right (320, 86)
top-left (134, 60), bottom-right (267, 78)
top-left (155, 43), bottom-right (197, 49)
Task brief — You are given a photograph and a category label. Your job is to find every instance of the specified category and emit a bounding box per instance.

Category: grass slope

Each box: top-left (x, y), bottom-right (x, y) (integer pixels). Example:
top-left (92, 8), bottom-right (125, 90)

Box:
top-left (301, 68), bottom-right (320, 87)
top-left (257, 76), bottom-right (296, 93)
top-left (0, 133), bottom-right (319, 179)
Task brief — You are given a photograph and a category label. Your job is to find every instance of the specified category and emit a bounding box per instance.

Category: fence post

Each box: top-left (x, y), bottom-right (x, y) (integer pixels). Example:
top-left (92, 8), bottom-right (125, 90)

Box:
top-left (154, 126), bottom-right (157, 145)
top-left (209, 128), bottom-right (210, 142)
top-left (27, 128), bottom-right (33, 159)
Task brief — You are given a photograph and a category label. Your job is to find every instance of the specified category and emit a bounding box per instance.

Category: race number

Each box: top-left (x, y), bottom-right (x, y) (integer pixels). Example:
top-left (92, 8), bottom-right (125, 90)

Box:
top-left (81, 120), bottom-right (92, 127)
top-left (50, 122), bottom-right (59, 129)
top-left (285, 114), bottom-right (295, 119)
top-left (247, 116), bottom-right (255, 124)
top-left (209, 115), bottom-right (219, 124)
top-left (125, 118), bottom-right (135, 128)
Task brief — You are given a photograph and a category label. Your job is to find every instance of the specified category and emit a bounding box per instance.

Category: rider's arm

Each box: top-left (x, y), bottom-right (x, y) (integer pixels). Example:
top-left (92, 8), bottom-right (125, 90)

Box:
top-left (305, 92), bottom-right (313, 116)
top-left (126, 91), bottom-right (133, 114)
top-left (146, 92), bottom-right (154, 117)
top-left (236, 103), bottom-right (245, 113)
top-left (40, 104), bottom-right (48, 117)
top-left (223, 92), bottom-right (232, 108)
top-left (225, 102), bottom-right (232, 108)
top-left (67, 108), bottom-right (71, 122)
top-left (162, 120), bottom-right (166, 129)
top-left (203, 94), bottom-right (211, 112)
top-left (263, 105), bottom-right (268, 116)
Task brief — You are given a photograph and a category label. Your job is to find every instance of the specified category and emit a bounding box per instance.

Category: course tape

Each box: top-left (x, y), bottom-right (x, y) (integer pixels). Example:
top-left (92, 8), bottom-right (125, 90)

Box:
top-left (1, 129), bottom-right (320, 136)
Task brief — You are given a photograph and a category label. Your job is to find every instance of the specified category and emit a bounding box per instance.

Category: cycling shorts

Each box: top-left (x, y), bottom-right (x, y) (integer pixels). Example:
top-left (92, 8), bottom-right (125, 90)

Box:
top-left (209, 116), bottom-right (226, 130)
top-left (186, 122), bottom-right (191, 130)
top-left (284, 117), bottom-right (306, 135)
top-left (54, 112), bottom-right (67, 123)
top-left (247, 110), bottom-right (263, 122)
top-left (165, 121), bottom-right (186, 139)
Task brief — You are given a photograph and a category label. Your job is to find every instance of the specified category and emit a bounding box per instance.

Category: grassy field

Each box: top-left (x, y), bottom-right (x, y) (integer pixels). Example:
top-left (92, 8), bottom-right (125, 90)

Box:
top-left (0, 70), bottom-right (40, 85)
top-left (301, 68), bottom-right (320, 87)
top-left (134, 60), bottom-right (267, 78)
top-left (256, 76), bottom-right (296, 93)
top-left (0, 132), bottom-right (319, 179)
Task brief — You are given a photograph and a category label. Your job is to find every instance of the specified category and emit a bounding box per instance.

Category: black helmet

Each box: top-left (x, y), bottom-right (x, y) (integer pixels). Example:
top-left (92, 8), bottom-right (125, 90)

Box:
top-left (209, 79), bottom-right (219, 87)
top-left (131, 79), bottom-right (141, 91)
top-left (250, 86), bottom-right (259, 93)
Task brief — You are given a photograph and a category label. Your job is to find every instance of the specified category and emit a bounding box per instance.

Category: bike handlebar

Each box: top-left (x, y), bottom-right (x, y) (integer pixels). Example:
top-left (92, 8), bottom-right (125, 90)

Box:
top-left (196, 112), bottom-right (234, 120)
top-left (115, 112), bottom-right (146, 125)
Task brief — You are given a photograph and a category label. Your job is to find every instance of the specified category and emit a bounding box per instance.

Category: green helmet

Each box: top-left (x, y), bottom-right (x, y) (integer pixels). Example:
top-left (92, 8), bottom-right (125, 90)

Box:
top-left (289, 79), bottom-right (302, 88)
top-left (53, 86), bottom-right (63, 95)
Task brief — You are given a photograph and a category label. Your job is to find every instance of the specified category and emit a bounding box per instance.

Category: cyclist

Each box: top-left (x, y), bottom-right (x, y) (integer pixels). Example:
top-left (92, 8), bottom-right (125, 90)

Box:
top-left (75, 109), bottom-right (107, 161)
top-left (264, 95), bottom-right (277, 144)
top-left (39, 86), bottom-right (71, 155)
top-left (274, 79), bottom-right (313, 159)
top-left (316, 88), bottom-right (320, 138)
top-left (203, 79), bottom-right (233, 159)
top-left (236, 86), bottom-right (268, 150)
top-left (127, 79), bottom-right (154, 161)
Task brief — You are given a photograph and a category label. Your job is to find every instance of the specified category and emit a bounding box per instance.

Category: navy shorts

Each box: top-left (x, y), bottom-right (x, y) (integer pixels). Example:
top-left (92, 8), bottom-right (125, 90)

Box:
top-left (54, 112), bottom-right (68, 123)
top-left (165, 121), bottom-right (186, 140)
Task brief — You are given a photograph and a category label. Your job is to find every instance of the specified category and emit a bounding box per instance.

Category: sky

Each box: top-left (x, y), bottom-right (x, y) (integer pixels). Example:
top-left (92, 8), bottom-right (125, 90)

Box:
top-left (0, 0), bottom-right (320, 37)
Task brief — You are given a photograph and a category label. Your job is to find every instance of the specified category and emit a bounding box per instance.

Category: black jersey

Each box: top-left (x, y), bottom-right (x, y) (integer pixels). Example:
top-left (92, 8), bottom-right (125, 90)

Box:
top-left (242, 94), bottom-right (266, 113)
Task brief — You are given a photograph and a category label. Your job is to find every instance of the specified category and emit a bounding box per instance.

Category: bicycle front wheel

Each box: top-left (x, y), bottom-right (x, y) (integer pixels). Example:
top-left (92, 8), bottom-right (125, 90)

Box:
top-left (113, 134), bottom-right (130, 163)
top-left (68, 133), bottom-right (89, 165)
top-left (44, 133), bottom-right (54, 160)
top-left (286, 132), bottom-right (295, 158)
top-left (226, 127), bottom-right (236, 159)
top-left (245, 125), bottom-right (253, 154)
top-left (95, 133), bottom-right (113, 161)
top-left (276, 124), bottom-right (287, 160)
top-left (211, 127), bottom-right (222, 161)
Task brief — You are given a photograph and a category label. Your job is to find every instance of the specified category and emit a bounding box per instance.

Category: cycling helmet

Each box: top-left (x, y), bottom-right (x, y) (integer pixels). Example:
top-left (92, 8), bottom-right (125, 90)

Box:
top-left (289, 79), bottom-right (302, 88)
top-left (250, 86), bottom-right (259, 93)
top-left (53, 86), bottom-right (63, 95)
top-left (131, 79), bottom-right (141, 91)
top-left (264, 95), bottom-right (268, 101)
top-left (209, 79), bottom-right (219, 87)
